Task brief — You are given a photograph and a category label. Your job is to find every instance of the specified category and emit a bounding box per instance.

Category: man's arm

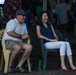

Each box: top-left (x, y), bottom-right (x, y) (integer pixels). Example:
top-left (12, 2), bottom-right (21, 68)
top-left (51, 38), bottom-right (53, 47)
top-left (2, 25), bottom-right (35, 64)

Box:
top-left (7, 31), bottom-right (21, 38)
top-left (7, 31), bottom-right (29, 40)
top-left (21, 33), bottom-right (29, 40)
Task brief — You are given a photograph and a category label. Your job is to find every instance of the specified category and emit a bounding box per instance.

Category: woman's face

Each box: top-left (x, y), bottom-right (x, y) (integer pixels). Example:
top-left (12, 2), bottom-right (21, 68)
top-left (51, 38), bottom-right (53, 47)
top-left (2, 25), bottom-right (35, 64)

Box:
top-left (41, 13), bottom-right (48, 23)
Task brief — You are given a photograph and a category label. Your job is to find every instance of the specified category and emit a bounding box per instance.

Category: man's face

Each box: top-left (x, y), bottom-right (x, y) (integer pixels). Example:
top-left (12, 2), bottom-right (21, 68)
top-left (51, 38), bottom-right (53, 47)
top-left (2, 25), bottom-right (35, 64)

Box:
top-left (17, 15), bottom-right (26, 24)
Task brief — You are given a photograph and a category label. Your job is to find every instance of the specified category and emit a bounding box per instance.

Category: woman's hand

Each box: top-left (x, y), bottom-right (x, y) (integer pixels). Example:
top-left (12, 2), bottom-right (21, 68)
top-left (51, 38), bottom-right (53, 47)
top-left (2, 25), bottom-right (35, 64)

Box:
top-left (49, 39), bottom-right (58, 42)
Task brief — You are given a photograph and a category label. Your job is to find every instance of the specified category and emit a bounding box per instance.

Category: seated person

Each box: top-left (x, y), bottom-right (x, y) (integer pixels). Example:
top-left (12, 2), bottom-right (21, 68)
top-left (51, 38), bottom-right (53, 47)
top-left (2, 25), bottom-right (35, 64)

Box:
top-left (36, 11), bottom-right (76, 72)
top-left (3, 10), bottom-right (32, 72)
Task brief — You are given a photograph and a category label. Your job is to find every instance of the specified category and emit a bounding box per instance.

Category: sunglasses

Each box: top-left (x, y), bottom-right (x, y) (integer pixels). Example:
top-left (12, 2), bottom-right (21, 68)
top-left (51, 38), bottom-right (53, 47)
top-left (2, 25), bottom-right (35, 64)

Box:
top-left (18, 14), bottom-right (26, 16)
top-left (22, 14), bottom-right (26, 16)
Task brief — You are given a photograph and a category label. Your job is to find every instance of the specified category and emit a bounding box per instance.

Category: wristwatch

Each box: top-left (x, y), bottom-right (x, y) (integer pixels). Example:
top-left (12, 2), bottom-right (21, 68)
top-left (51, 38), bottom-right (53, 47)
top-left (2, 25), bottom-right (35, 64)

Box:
top-left (20, 35), bottom-right (22, 38)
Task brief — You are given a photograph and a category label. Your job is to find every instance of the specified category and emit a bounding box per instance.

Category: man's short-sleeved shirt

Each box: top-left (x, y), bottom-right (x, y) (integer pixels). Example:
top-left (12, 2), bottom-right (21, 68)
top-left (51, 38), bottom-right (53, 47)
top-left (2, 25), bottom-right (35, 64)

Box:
top-left (3, 18), bottom-right (28, 42)
top-left (55, 2), bottom-right (68, 24)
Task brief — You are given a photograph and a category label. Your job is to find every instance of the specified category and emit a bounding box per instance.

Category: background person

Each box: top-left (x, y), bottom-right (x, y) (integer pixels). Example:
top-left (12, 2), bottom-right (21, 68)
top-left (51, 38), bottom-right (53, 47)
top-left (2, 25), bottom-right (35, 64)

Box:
top-left (3, 0), bottom-right (22, 23)
top-left (71, 0), bottom-right (76, 19)
top-left (55, 0), bottom-right (68, 37)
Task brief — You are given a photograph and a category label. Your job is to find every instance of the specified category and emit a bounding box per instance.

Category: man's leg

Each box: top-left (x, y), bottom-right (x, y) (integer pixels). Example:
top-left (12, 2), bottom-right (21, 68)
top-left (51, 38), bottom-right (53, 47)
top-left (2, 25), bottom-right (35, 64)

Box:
top-left (9, 44), bottom-right (22, 67)
top-left (17, 44), bottom-right (32, 67)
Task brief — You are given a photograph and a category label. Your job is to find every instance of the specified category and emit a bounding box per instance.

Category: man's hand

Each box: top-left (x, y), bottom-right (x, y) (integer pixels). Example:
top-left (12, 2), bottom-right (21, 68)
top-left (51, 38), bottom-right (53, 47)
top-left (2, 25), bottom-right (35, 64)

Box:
top-left (21, 34), bottom-right (29, 40)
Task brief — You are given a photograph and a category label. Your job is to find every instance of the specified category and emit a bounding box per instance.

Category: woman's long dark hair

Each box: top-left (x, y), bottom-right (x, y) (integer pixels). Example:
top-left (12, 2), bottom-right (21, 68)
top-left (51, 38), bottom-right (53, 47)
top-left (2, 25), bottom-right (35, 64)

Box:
top-left (36, 11), bottom-right (50, 27)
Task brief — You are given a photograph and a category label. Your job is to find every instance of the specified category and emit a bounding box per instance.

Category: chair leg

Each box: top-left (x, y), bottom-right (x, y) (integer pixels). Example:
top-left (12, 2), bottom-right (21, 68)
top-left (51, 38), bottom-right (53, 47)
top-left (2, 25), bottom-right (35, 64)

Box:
top-left (0, 53), bottom-right (4, 71)
top-left (43, 53), bottom-right (47, 71)
top-left (27, 57), bottom-right (31, 72)
top-left (4, 54), bottom-right (10, 73)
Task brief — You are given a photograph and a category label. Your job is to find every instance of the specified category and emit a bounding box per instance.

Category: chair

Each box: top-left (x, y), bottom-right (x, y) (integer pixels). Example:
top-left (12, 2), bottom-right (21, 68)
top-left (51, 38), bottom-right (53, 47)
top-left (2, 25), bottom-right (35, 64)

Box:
top-left (0, 29), bottom-right (31, 73)
top-left (0, 29), bottom-right (5, 71)
top-left (40, 29), bottom-right (69, 70)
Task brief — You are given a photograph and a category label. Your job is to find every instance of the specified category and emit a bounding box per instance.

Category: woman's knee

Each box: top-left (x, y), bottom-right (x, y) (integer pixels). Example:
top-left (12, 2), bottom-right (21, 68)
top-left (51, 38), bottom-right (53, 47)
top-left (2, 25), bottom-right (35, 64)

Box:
top-left (61, 42), bottom-right (66, 46)
top-left (65, 42), bottom-right (70, 45)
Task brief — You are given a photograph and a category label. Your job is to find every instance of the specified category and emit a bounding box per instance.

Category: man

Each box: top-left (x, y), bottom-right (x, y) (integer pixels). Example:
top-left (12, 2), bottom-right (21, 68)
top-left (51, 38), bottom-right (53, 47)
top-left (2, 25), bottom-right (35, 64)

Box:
top-left (55, 0), bottom-right (68, 37)
top-left (3, 10), bottom-right (32, 72)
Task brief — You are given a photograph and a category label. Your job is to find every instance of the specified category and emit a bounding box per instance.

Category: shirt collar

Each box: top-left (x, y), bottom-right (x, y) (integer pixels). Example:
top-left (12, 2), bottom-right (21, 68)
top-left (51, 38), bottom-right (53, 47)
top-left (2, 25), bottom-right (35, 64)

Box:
top-left (15, 18), bottom-right (19, 23)
top-left (14, 18), bottom-right (19, 24)
top-left (14, 18), bottom-right (24, 25)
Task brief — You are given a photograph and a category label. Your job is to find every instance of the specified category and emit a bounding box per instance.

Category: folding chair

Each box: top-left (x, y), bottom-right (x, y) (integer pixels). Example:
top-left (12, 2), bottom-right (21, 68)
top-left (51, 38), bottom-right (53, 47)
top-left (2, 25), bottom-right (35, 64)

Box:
top-left (0, 29), bottom-right (31, 73)
top-left (40, 29), bottom-right (69, 70)
top-left (0, 29), bottom-right (4, 71)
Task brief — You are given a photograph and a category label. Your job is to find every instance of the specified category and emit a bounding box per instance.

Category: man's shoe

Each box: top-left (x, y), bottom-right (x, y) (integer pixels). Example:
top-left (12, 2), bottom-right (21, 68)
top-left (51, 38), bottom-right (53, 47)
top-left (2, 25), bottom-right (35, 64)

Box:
top-left (8, 67), bottom-right (15, 73)
top-left (15, 67), bottom-right (25, 73)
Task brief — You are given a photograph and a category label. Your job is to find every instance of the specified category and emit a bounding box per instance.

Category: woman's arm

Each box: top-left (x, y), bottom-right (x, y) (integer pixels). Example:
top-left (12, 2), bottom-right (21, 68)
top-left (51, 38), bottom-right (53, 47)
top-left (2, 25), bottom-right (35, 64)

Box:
top-left (36, 25), bottom-right (51, 41)
top-left (51, 25), bottom-right (59, 41)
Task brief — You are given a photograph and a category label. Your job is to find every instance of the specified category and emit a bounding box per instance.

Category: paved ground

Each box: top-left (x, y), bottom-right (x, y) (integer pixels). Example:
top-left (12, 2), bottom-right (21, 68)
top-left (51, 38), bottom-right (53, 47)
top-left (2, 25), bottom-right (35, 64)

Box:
top-left (0, 56), bottom-right (76, 75)
top-left (0, 70), bottom-right (76, 75)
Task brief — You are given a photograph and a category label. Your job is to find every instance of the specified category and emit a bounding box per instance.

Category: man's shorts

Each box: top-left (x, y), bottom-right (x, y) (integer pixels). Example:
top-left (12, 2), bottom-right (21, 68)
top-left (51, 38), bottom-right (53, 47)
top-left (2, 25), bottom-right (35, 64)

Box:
top-left (5, 40), bottom-right (26, 51)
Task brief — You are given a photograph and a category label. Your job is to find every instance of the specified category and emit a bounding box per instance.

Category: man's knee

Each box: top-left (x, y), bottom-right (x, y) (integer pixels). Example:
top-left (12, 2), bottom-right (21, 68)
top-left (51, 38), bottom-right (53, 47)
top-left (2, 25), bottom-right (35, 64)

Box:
top-left (23, 44), bottom-right (32, 51)
top-left (14, 45), bottom-right (22, 51)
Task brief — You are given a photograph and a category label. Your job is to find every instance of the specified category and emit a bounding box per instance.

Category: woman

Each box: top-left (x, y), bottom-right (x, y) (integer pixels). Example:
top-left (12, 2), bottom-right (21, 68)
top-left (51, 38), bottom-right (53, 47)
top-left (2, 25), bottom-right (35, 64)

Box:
top-left (36, 11), bottom-right (76, 72)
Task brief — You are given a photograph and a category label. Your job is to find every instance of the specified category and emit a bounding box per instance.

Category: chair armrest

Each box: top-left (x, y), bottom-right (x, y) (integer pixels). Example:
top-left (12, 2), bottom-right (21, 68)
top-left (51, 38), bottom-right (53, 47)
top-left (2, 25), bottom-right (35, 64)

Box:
top-left (27, 38), bottom-right (30, 44)
top-left (2, 39), bottom-right (11, 56)
top-left (63, 38), bottom-right (69, 42)
top-left (55, 29), bottom-right (69, 41)
top-left (39, 38), bottom-right (45, 52)
top-left (2, 39), bottom-right (7, 50)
